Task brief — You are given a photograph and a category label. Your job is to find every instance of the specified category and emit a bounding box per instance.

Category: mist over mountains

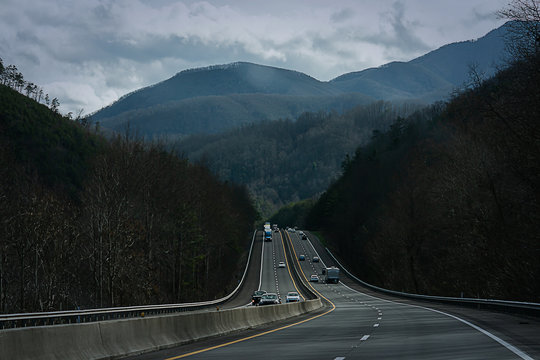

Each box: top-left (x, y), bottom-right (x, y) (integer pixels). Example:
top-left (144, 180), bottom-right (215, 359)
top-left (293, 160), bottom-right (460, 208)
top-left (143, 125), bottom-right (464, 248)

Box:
top-left (91, 23), bottom-right (509, 138)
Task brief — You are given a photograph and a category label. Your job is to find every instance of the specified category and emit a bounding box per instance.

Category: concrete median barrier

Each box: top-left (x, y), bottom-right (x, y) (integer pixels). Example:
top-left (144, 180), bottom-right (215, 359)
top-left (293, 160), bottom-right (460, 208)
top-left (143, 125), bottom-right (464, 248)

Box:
top-left (1, 299), bottom-right (323, 360)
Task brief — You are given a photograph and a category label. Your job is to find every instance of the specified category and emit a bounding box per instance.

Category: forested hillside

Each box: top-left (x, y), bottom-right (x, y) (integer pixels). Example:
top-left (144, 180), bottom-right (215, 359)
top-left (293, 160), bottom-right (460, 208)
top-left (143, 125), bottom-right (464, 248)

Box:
top-left (306, 53), bottom-right (540, 302)
top-left (96, 92), bottom-right (373, 139)
top-left (176, 101), bottom-right (422, 215)
top-left (0, 84), bottom-right (257, 313)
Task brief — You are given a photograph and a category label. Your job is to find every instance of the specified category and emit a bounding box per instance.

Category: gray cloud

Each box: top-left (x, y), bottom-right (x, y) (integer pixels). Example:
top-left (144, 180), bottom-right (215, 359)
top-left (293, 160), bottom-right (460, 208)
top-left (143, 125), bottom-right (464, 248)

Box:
top-left (386, 1), bottom-right (431, 52)
top-left (331, 8), bottom-right (356, 23)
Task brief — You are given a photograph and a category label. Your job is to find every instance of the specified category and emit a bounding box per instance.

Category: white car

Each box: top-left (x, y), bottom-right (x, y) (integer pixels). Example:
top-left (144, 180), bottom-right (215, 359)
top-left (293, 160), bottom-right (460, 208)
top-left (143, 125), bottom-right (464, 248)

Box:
top-left (310, 274), bottom-right (319, 282)
top-left (286, 291), bottom-right (300, 303)
top-left (278, 261), bottom-right (286, 268)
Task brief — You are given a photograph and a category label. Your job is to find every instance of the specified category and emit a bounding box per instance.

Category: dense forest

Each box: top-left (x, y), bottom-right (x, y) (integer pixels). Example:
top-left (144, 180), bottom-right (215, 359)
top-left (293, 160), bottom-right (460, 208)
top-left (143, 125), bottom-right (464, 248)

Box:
top-left (95, 92), bottom-right (375, 139)
top-left (305, 44), bottom-right (540, 301)
top-left (0, 81), bottom-right (257, 313)
top-left (176, 101), bottom-right (422, 216)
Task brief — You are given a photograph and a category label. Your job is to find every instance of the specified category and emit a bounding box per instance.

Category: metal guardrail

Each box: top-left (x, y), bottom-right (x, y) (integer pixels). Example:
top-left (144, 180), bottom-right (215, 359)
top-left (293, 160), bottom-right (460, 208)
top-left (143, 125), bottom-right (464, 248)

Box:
top-left (0, 230), bottom-right (258, 329)
top-left (326, 248), bottom-right (540, 316)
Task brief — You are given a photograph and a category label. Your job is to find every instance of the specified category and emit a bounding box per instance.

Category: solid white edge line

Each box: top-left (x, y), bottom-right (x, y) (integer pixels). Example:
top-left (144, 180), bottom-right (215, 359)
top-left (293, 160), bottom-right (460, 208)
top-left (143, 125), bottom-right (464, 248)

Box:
top-left (338, 281), bottom-right (534, 360)
top-left (305, 235), bottom-right (327, 269)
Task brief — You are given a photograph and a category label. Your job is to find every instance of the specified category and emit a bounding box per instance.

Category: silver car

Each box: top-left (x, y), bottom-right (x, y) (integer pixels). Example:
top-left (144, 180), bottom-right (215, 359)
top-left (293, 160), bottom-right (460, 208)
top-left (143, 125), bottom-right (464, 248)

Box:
top-left (286, 291), bottom-right (300, 303)
top-left (259, 293), bottom-right (281, 305)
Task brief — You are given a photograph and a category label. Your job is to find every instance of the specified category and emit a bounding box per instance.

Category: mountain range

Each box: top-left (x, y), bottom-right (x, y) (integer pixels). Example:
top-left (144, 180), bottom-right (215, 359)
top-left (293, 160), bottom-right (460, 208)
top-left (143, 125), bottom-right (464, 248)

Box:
top-left (90, 23), bottom-right (509, 138)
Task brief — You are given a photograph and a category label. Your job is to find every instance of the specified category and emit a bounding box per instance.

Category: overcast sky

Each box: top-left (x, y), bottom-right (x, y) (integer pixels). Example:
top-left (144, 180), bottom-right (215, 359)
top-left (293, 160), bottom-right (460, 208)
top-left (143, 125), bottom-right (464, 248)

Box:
top-left (1, 0), bottom-right (510, 114)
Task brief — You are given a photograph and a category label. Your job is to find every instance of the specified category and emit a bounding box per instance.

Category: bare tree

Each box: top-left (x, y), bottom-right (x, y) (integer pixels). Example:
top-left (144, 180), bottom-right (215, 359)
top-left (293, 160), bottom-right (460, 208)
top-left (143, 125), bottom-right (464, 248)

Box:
top-left (50, 98), bottom-right (60, 113)
top-left (498, 0), bottom-right (540, 61)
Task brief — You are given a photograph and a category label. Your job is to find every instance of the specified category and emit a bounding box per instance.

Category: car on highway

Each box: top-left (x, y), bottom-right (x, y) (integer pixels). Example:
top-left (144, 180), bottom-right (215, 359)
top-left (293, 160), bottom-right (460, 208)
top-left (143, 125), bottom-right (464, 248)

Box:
top-left (312, 256), bottom-right (319, 263)
top-left (286, 291), bottom-right (300, 303)
top-left (278, 261), bottom-right (286, 268)
top-left (310, 274), bottom-right (319, 282)
top-left (259, 293), bottom-right (281, 305)
top-left (298, 230), bottom-right (304, 235)
top-left (251, 290), bottom-right (267, 305)
top-left (301, 234), bottom-right (307, 240)
top-left (298, 254), bottom-right (305, 261)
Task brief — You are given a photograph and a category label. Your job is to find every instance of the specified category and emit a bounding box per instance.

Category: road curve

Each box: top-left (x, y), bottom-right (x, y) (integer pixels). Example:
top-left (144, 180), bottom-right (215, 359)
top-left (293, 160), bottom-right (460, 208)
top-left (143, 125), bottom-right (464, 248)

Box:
top-left (127, 230), bottom-right (539, 360)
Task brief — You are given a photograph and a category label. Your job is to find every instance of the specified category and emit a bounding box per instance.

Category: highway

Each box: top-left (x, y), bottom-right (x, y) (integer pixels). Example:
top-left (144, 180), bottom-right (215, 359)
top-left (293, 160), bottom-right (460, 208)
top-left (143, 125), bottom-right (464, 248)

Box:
top-left (128, 229), bottom-right (539, 360)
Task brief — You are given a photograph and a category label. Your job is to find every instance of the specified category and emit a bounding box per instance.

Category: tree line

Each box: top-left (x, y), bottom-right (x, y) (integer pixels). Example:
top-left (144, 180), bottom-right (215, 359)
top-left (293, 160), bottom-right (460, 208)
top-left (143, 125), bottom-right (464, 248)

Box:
top-left (0, 84), bottom-right (258, 313)
top-left (0, 57), bottom-right (62, 114)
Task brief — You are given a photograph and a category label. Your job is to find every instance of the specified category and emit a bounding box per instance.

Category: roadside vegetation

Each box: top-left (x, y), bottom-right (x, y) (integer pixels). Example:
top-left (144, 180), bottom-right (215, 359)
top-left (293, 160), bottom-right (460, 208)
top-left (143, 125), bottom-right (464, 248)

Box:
top-left (305, 1), bottom-right (540, 301)
top-left (0, 81), bottom-right (257, 313)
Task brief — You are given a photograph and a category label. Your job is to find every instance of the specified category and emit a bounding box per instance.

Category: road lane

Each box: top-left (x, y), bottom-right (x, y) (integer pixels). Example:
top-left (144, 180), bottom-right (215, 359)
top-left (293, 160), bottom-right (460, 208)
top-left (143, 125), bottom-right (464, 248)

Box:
top-left (275, 230), bottom-right (304, 302)
top-left (259, 232), bottom-right (278, 295)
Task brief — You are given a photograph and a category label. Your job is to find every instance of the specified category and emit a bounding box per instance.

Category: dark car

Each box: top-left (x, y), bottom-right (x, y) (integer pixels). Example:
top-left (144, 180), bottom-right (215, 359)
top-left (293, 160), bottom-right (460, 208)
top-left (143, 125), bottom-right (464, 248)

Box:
top-left (251, 290), bottom-right (267, 305)
top-left (312, 256), bottom-right (320, 263)
top-left (298, 254), bottom-right (305, 261)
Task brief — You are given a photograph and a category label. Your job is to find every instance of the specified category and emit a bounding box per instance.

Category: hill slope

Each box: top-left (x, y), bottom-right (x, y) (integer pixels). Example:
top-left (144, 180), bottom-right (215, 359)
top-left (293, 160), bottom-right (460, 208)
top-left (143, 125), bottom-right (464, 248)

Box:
top-left (330, 24), bottom-right (508, 102)
top-left (0, 84), bottom-right (101, 193)
top-left (0, 83), bottom-right (257, 313)
top-left (92, 62), bottom-right (344, 121)
top-left (98, 93), bottom-right (373, 138)
top-left (176, 101), bottom-right (423, 215)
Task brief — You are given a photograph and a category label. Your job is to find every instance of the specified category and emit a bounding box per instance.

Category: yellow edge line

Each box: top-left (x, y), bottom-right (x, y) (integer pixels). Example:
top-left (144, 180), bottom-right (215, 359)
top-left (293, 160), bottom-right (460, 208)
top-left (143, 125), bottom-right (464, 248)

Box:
top-left (165, 230), bottom-right (336, 360)
top-left (165, 305), bottom-right (334, 359)
top-left (279, 230), bottom-right (305, 302)
top-left (283, 231), bottom-right (336, 309)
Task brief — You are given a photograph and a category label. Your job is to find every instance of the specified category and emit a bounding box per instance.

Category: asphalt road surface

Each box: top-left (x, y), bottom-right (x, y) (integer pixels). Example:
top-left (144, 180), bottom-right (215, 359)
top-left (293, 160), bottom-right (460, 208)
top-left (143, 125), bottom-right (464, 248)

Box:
top-left (128, 229), bottom-right (539, 360)
top-left (258, 230), bottom-right (304, 302)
